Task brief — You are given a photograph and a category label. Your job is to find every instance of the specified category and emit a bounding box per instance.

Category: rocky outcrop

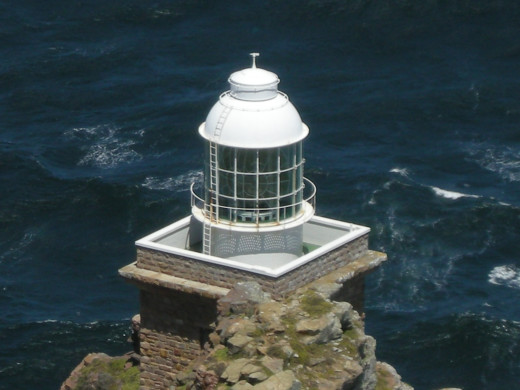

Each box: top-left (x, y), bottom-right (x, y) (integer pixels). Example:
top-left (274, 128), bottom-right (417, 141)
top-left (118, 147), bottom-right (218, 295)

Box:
top-left (169, 281), bottom-right (412, 390)
top-left (60, 352), bottom-right (139, 390)
top-left (61, 278), bottom-right (465, 390)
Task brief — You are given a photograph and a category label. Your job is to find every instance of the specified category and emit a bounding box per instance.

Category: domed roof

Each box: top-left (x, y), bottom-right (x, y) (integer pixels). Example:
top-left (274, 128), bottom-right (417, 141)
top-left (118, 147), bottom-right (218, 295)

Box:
top-left (228, 67), bottom-right (279, 101)
top-left (199, 54), bottom-right (308, 149)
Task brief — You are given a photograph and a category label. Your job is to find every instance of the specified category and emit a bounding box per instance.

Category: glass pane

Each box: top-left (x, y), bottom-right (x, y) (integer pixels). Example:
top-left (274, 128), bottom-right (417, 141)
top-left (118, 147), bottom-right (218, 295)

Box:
top-left (218, 171), bottom-right (234, 197)
top-left (296, 141), bottom-right (302, 164)
top-left (217, 195), bottom-right (235, 221)
top-left (236, 149), bottom-right (257, 173)
top-left (280, 145), bottom-right (294, 170)
top-left (279, 194), bottom-right (294, 219)
top-left (258, 149), bottom-right (278, 173)
top-left (280, 170), bottom-right (294, 197)
top-left (258, 173), bottom-right (277, 199)
top-left (217, 145), bottom-right (235, 171)
top-left (236, 173), bottom-right (257, 199)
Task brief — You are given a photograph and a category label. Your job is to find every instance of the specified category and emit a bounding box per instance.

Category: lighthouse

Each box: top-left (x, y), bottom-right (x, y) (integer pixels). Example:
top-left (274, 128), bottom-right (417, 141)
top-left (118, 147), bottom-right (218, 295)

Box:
top-left (119, 54), bottom-right (385, 389)
top-left (190, 53), bottom-right (315, 262)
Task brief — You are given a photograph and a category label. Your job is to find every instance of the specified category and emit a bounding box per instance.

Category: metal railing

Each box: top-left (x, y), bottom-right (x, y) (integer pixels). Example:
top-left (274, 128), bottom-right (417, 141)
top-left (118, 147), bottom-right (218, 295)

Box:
top-left (190, 177), bottom-right (316, 225)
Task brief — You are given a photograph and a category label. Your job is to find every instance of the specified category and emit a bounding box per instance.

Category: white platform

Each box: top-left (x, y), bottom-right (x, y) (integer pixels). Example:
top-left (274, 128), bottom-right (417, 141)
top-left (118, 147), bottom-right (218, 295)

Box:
top-left (136, 215), bottom-right (370, 278)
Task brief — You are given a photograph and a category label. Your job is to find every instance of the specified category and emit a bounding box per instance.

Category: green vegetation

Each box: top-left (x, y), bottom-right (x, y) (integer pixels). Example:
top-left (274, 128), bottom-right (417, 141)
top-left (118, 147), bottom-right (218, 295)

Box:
top-left (291, 340), bottom-right (329, 366)
top-left (76, 357), bottom-right (139, 390)
top-left (266, 344), bottom-right (287, 360)
top-left (375, 365), bottom-right (395, 390)
top-left (339, 329), bottom-right (360, 357)
top-left (300, 290), bottom-right (333, 317)
top-left (213, 347), bottom-right (230, 361)
top-left (302, 242), bottom-right (320, 254)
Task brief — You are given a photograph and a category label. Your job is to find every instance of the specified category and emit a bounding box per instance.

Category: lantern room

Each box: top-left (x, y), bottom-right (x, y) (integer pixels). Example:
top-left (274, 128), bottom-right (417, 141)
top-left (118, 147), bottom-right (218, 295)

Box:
top-left (189, 53), bottom-right (316, 261)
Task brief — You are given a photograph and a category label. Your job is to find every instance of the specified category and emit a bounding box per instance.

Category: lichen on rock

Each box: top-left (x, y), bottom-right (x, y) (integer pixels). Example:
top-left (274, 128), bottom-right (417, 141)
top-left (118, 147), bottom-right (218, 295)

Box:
top-left (171, 280), bottom-right (413, 390)
top-left (60, 352), bottom-right (139, 390)
top-left (63, 278), bottom-right (413, 390)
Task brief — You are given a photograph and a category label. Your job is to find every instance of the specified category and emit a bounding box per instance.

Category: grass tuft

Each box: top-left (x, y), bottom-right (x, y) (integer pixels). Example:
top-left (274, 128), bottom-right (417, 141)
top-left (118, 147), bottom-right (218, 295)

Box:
top-left (76, 357), bottom-right (139, 390)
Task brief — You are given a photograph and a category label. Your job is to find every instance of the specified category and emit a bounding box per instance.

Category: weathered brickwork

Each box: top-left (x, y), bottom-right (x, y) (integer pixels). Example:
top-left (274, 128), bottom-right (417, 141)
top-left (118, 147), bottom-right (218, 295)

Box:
top-left (136, 234), bottom-right (368, 299)
top-left (138, 286), bottom-right (218, 389)
top-left (123, 233), bottom-right (375, 389)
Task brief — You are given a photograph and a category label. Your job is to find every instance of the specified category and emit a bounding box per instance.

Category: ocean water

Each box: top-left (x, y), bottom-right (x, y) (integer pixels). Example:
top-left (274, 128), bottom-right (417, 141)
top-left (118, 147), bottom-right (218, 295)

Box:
top-left (1, 1), bottom-right (520, 389)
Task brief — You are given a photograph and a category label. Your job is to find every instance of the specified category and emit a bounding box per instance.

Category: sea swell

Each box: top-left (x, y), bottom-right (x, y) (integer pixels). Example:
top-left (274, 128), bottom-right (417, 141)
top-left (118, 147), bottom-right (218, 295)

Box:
top-left (0, 320), bottom-right (130, 390)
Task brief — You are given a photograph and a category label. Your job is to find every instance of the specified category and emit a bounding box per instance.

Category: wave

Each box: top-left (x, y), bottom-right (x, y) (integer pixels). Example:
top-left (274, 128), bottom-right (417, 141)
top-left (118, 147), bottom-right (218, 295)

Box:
top-left (79, 141), bottom-right (141, 169)
top-left (65, 124), bottom-right (142, 169)
top-left (466, 144), bottom-right (520, 182)
top-left (388, 167), bottom-right (481, 200)
top-left (389, 167), bottom-right (410, 177)
top-left (430, 186), bottom-right (481, 200)
top-left (489, 265), bottom-right (520, 290)
top-left (142, 170), bottom-right (203, 192)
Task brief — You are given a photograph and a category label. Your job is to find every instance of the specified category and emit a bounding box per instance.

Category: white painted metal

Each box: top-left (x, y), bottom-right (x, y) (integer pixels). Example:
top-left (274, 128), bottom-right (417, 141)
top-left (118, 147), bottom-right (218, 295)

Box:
top-left (199, 94), bottom-right (308, 149)
top-left (202, 106), bottom-right (232, 255)
top-left (137, 215), bottom-right (371, 277)
top-left (194, 54), bottom-right (316, 260)
top-left (198, 54), bottom-right (308, 149)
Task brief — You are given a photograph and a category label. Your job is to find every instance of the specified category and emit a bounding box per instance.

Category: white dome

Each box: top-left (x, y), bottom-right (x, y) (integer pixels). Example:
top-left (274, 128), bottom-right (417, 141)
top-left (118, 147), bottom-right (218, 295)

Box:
top-left (199, 63), bottom-right (308, 149)
top-left (228, 68), bottom-right (279, 101)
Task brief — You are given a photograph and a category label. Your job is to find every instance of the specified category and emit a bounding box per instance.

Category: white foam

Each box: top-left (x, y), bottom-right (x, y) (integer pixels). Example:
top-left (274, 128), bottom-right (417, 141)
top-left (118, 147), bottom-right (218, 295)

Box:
top-left (68, 124), bottom-right (142, 169)
top-left (79, 140), bottom-right (141, 168)
top-left (466, 144), bottom-right (520, 182)
top-left (65, 125), bottom-right (104, 138)
top-left (489, 265), bottom-right (520, 289)
top-left (390, 167), bottom-right (410, 177)
top-left (142, 170), bottom-right (203, 192)
top-left (431, 186), bottom-right (480, 200)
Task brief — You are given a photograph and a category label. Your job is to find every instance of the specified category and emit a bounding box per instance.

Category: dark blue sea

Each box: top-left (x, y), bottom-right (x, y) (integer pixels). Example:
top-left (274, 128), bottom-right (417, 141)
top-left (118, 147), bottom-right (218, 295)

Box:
top-left (1, 1), bottom-right (520, 389)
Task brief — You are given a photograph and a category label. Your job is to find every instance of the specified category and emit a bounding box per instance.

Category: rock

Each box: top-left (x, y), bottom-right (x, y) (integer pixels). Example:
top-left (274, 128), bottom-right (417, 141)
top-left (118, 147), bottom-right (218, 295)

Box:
top-left (342, 358), bottom-right (364, 384)
top-left (221, 358), bottom-right (251, 384)
top-left (376, 362), bottom-right (417, 390)
top-left (66, 280), bottom-right (414, 390)
top-left (260, 356), bottom-right (284, 374)
top-left (247, 370), bottom-right (268, 383)
top-left (257, 301), bottom-right (286, 333)
top-left (231, 380), bottom-right (254, 389)
top-left (296, 313), bottom-right (343, 344)
top-left (227, 334), bottom-right (254, 354)
top-left (331, 301), bottom-right (354, 330)
top-left (310, 282), bottom-right (343, 299)
top-left (89, 371), bottom-right (121, 389)
top-left (218, 282), bottom-right (271, 316)
top-left (175, 370), bottom-right (197, 385)
top-left (130, 314), bottom-right (141, 354)
top-left (310, 355), bottom-right (363, 390)
top-left (60, 353), bottom-right (112, 390)
top-left (358, 336), bottom-right (377, 390)
top-left (209, 331), bottom-right (221, 347)
top-left (266, 340), bottom-right (294, 359)
top-left (217, 317), bottom-right (258, 341)
top-left (313, 378), bottom-right (343, 390)
top-left (252, 370), bottom-right (301, 390)
top-left (240, 363), bottom-right (263, 376)
top-left (308, 356), bottom-right (326, 366)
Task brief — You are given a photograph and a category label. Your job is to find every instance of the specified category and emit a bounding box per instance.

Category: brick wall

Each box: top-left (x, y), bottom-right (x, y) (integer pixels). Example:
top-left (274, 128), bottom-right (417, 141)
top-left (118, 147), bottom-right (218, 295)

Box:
top-left (136, 233), bottom-right (368, 299)
top-left (138, 286), bottom-right (218, 389)
top-left (131, 233), bottom-right (370, 389)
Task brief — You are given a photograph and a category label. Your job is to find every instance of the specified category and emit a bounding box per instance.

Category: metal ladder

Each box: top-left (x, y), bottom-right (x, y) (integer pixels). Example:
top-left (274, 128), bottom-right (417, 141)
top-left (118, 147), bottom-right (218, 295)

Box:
top-left (202, 106), bottom-right (231, 255)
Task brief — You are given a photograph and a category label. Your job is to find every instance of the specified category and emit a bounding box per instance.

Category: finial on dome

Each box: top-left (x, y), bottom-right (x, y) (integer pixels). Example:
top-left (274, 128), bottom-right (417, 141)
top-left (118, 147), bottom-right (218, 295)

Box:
top-left (249, 52), bottom-right (259, 68)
